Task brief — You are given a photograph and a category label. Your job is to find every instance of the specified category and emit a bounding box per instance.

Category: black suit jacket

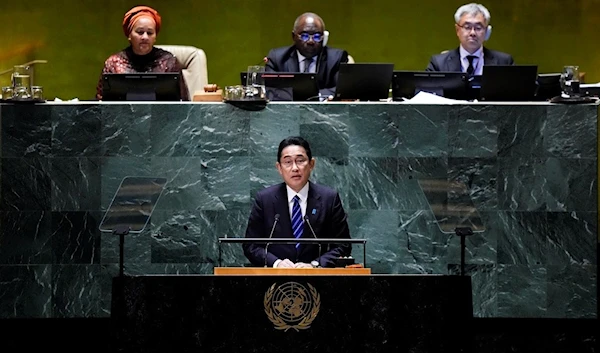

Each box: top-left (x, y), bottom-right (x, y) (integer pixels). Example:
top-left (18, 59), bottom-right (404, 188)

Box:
top-left (426, 47), bottom-right (514, 72)
top-left (243, 181), bottom-right (351, 267)
top-left (265, 45), bottom-right (349, 97)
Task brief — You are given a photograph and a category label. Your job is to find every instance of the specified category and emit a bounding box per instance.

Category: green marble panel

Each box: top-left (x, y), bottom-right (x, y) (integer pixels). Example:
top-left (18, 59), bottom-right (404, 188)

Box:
top-left (0, 265), bottom-right (52, 318)
top-left (497, 264), bottom-right (547, 318)
top-left (52, 264), bottom-right (103, 318)
top-left (0, 102), bottom-right (596, 320)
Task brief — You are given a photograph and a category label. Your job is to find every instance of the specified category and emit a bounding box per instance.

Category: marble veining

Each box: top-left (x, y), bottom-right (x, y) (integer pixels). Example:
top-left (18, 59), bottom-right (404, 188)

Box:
top-left (0, 102), bottom-right (596, 318)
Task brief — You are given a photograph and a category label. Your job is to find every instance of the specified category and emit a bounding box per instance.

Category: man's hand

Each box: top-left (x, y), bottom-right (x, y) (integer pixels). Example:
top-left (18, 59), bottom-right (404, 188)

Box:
top-left (294, 262), bottom-right (313, 268)
top-left (276, 259), bottom-right (295, 268)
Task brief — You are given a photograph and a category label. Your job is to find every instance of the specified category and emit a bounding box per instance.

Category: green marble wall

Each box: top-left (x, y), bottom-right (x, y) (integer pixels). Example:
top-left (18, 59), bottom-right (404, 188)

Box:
top-left (0, 102), bottom-right (597, 319)
top-left (1, 0), bottom-right (599, 100)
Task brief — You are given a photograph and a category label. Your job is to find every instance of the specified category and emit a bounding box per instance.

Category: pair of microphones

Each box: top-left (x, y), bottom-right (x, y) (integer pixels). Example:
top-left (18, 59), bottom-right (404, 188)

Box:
top-left (264, 214), bottom-right (320, 267)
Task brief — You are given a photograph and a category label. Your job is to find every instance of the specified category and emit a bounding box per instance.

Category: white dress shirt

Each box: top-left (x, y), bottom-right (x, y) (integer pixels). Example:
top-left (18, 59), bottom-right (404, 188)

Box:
top-left (459, 45), bottom-right (484, 76)
top-left (273, 182), bottom-right (310, 268)
top-left (285, 183), bottom-right (309, 220)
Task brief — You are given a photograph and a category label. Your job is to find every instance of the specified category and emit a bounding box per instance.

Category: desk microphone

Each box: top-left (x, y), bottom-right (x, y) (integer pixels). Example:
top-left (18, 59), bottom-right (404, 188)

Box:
top-left (304, 216), bottom-right (322, 267)
top-left (245, 57), bottom-right (269, 86)
top-left (264, 214), bottom-right (280, 267)
top-left (252, 57), bottom-right (268, 66)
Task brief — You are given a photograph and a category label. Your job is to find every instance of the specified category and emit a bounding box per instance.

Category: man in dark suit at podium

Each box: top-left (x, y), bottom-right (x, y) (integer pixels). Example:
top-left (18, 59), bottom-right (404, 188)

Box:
top-left (264, 12), bottom-right (349, 98)
top-left (243, 136), bottom-right (351, 268)
top-left (426, 3), bottom-right (514, 74)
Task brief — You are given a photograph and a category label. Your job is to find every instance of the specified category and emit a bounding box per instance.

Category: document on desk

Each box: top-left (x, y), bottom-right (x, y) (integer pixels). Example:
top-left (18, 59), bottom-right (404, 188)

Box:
top-left (580, 82), bottom-right (600, 88)
top-left (403, 91), bottom-right (466, 104)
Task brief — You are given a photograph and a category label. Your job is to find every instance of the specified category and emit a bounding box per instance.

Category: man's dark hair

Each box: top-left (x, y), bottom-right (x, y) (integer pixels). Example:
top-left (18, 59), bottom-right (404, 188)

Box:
top-left (277, 136), bottom-right (312, 162)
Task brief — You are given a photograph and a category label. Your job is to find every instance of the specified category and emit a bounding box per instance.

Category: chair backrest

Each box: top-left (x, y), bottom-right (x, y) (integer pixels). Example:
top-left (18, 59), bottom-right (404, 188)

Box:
top-left (155, 45), bottom-right (208, 98)
top-left (347, 55), bottom-right (355, 64)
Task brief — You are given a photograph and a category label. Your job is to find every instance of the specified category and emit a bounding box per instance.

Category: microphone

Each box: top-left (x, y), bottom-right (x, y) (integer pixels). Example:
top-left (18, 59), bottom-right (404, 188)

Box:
top-left (264, 214), bottom-right (280, 267)
top-left (252, 57), bottom-right (268, 66)
top-left (304, 216), bottom-right (321, 267)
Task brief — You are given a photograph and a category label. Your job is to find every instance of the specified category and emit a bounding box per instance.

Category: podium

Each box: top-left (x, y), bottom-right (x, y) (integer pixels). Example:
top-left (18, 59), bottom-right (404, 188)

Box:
top-left (111, 273), bottom-right (472, 353)
top-left (217, 237), bottom-right (368, 268)
top-left (214, 267), bottom-right (371, 275)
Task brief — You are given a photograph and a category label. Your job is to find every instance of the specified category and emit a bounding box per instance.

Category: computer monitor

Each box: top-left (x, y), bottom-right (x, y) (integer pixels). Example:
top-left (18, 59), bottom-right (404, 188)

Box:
top-left (392, 71), bottom-right (468, 100)
top-left (102, 73), bottom-right (182, 101)
top-left (480, 65), bottom-right (538, 101)
top-left (239, 72), bottom-right (319, 101)
top-left (334, 63), bottom-right (394, 101)
top-left (535, 73), bottom-right (561, 101)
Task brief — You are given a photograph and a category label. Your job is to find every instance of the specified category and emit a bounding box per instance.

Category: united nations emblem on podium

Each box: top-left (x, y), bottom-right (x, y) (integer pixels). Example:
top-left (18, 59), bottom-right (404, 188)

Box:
top-left (264, 281), bottom-right (320, 331)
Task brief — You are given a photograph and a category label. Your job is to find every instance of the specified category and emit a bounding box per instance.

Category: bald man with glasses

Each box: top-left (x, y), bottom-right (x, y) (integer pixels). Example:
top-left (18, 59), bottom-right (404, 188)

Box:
top-left (264, 12), bottom-right (350, 98)
top-left (426, 3), bottom-right (514, 75)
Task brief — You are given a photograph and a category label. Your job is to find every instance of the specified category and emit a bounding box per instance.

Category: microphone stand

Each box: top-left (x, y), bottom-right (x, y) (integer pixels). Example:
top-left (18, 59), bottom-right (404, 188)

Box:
top-left (304, 216), bottom-right (321, 267)
top-left (264, 243), bottom-right (270, 268)
top-left (264, 214), bottom-right (280, 267)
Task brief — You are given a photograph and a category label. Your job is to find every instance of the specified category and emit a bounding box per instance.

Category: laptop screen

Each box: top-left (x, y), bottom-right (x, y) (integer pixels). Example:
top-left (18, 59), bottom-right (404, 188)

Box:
top-left (102, 73), bottom-right (181, 101)
top-left (334, 63), bottom-right (394, 101)
top-left (480, 65), bottom-right (538, 101)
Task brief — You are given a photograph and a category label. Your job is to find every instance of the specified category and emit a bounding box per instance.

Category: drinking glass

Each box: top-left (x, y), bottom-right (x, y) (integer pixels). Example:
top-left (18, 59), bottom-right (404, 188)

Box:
top-left (560, 65), bottom-right (580, 96)
top-left (224, 85), bottom-right (244, 100)
top-left (31, 86), bottom-right (44, 100)
top-left (2, 86), bottom-right (14, 100)
top-left (14, 86), bottom-right (31, 100)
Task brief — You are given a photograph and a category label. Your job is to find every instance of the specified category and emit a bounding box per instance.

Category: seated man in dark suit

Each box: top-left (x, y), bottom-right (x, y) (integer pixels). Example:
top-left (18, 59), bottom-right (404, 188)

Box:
top-left (426, 3), bottom-right (514, 74)
top-left (243, 136), bottom-right (351, 268)
top-left (265, 12), bottom-right (349, 98)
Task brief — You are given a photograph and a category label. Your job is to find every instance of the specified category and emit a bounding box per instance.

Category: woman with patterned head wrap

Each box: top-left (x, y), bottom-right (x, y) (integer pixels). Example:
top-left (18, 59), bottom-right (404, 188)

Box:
top-left (96, 5), bottom-right (189, 100)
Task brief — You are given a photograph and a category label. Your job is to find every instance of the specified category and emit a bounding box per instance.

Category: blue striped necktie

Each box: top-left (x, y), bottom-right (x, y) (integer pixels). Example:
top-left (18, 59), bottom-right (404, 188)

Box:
top-left (291, 195), bottom-right (303, 248)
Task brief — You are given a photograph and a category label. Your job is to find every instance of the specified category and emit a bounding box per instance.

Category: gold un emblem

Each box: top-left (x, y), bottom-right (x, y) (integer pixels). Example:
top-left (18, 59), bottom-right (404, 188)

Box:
top-left (264, 281), bottom-right (320, 332)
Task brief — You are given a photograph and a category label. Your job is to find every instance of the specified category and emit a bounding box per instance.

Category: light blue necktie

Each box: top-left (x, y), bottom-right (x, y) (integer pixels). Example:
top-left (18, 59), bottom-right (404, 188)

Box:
top-left (291, 195), bottom-right (303, 248)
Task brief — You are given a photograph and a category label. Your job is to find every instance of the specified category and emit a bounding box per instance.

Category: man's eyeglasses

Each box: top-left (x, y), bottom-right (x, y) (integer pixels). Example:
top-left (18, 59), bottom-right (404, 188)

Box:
top-left (458, 23), bottom-right (486, 33)
top-left (296, 32), bottom-right (324, 42)
top-left (280, 158), bottom-right (309, 169)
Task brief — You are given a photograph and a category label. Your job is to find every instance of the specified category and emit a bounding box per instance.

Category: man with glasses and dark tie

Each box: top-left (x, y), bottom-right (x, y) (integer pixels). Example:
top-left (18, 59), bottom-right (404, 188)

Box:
top-left (264, 12), bottom-right (350, 98)
top-left (426, 3), bottom-right (514, 75)
top-left (243, 136), bottom-right (351, 268)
